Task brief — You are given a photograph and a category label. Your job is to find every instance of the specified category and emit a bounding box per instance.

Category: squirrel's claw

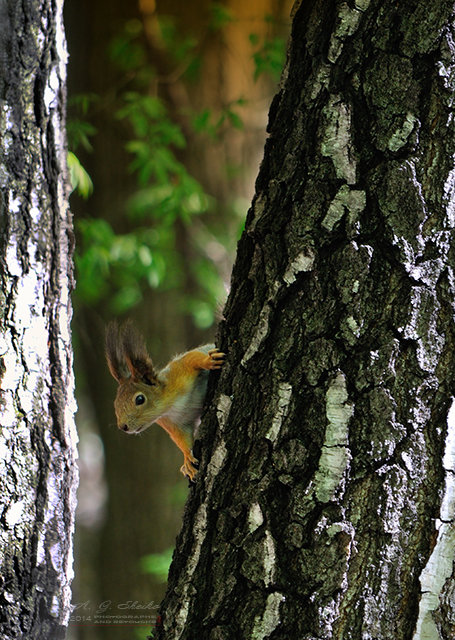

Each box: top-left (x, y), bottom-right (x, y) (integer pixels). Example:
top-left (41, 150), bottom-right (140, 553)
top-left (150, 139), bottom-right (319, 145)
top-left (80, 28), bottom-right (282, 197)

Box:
top-left (207, 348), bottom-right (225, 370)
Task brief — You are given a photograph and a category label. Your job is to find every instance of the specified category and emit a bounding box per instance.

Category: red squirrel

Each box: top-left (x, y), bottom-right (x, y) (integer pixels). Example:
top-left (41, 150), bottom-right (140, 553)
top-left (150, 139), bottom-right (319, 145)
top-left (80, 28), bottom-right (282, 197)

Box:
top-left (105, 321), bottom-right (225, 480)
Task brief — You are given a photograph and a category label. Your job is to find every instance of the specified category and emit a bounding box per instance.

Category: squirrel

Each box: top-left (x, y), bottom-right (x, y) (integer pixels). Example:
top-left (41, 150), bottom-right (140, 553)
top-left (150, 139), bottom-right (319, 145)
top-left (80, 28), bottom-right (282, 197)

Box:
top-left (105, 321), bottom-right (225, 481)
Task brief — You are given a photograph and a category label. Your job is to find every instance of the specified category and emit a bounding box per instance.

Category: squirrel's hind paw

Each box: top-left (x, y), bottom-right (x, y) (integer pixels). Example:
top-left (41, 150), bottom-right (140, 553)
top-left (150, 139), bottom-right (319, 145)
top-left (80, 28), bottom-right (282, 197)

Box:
top-left (180, 453), bottom-right (199, 482)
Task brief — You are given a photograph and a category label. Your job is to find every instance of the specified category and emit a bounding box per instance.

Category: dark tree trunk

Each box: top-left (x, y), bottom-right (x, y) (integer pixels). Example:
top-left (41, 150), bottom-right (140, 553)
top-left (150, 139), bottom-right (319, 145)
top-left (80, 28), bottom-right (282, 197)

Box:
top-left (156, 1), bottom-right (455, 638)
top-left (0, 1), bottom-right (77, 638)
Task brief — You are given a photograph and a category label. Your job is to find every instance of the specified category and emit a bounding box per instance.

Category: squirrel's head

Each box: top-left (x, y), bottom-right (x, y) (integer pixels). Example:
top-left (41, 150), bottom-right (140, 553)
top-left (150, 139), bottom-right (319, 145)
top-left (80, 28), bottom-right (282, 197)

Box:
top-left (105, 321), bottom-right (165, 433)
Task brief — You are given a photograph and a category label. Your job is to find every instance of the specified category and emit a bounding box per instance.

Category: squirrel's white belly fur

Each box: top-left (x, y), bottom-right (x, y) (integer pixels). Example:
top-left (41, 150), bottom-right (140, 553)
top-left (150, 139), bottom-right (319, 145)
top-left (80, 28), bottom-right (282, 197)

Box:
top-left (164, 370), bottom-right (209, 431)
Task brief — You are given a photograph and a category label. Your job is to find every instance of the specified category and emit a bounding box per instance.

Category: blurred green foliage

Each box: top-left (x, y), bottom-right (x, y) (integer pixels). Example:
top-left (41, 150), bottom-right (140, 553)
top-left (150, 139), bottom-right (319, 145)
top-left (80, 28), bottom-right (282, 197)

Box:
top-left (138, 628), bottom-right (156, 640)
top-left (67, 94), bottom-right (97, 199)
top-left (250, 15), bottom-right (287, 81)
top-left (140, 548), bottom-right (174, 582)
top-left (190, 97), bottom-right (246, 141)
top-left (209, 2), bottom-right (234, 30)
top-left (68, 9), bottom-right (287, 325)
top-left (75, 219), bottom-right (170, 312)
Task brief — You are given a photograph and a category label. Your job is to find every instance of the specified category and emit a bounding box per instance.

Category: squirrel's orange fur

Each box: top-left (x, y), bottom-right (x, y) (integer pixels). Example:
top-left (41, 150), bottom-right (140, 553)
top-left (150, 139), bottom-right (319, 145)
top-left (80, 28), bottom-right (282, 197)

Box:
top-left (105, 321), bottom-right (224, 480)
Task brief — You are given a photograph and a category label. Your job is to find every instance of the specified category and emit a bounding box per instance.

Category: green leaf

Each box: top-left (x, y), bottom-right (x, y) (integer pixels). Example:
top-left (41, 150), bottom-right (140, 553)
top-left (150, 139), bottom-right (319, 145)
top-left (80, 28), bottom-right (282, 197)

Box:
top-left (227, 108), bottom-right (244, 130)
top-left (67, 152), bottom-right (94, 199)
top-left (192, 108), bottom-right (211, 132)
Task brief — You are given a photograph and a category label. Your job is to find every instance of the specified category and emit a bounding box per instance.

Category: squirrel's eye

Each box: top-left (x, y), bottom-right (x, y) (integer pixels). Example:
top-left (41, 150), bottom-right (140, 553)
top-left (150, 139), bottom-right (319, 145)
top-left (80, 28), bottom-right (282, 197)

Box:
top-left (135, 394), bottom-right (146, 406)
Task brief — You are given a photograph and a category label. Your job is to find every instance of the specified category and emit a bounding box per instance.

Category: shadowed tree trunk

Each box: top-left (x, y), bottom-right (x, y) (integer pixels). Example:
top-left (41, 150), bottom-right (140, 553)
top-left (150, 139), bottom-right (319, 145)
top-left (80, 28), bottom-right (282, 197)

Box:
top-left (0, 1), bottom-right (77, 638)
top-left (155, 1), bottom-right (455, 638)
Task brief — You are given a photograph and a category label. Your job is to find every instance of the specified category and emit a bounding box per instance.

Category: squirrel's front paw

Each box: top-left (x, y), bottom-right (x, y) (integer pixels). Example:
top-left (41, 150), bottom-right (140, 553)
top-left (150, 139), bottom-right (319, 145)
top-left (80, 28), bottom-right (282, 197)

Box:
top-left (206, 348), bottom-right (225, 370)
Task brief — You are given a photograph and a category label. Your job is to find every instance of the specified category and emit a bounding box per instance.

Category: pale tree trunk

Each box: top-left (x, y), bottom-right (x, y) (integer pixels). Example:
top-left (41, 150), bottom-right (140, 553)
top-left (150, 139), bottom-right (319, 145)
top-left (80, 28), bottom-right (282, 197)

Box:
top-left (0, 1), bottom-right (78, 639)
top-left (155, 1), bottom-right (455, 638)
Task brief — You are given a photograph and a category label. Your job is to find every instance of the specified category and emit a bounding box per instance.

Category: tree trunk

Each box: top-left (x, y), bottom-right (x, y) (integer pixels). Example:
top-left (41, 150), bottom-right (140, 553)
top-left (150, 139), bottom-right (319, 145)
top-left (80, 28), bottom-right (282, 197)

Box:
top-left (0, 1), bottom-right (77, 638)
top-left (155, 1), bottom-right (455, 638)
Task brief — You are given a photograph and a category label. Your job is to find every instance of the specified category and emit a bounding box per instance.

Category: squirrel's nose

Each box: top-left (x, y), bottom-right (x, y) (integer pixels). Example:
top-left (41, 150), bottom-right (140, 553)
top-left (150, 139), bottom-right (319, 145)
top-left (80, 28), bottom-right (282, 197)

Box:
top-left (120, 424), bottom-right (129, 432)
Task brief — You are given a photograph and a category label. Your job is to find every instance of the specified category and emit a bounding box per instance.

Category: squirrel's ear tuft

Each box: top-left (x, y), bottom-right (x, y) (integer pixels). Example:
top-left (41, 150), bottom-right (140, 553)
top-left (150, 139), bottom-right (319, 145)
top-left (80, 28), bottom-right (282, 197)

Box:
top-left (121, 321), bottom-right (158, 385)
top-left (105, 321), bottom-right (125, 383)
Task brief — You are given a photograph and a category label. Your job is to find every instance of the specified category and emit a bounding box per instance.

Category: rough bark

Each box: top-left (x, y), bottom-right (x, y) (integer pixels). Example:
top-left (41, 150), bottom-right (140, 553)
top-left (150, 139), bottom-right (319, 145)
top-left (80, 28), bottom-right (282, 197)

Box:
top-left (156, 1), bottom-right (455, 639)
top-left (0, 1), bottom-right (77, 638)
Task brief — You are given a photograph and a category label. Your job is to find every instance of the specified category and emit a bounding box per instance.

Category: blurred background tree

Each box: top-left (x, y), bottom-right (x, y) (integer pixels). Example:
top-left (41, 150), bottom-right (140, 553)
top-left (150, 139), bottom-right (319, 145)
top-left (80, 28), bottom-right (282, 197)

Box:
top-left (64, 1), bottom-right (291, 639)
